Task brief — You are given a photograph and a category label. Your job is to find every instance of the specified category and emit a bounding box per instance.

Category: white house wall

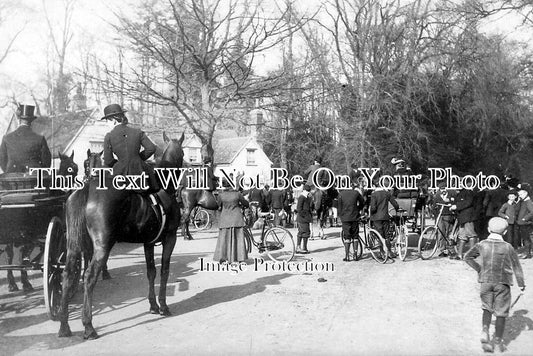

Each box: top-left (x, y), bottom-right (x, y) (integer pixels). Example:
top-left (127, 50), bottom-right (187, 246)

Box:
top-left (214, 140), bottom-right (272, 187)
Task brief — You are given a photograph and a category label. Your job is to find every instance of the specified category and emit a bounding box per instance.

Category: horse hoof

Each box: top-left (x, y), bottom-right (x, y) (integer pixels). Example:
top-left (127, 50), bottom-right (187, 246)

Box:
top-left (149, 306), bottom-right (160, 315)
top-left (8, 284), bottom-right (19, 292)
top-left (22, 283), bottom-right (34, 292)
top-left (159, 308), bottom-right (171, 316)
top-left (102, 272), bottom-right (112, 280)
top-left (83, 330), bottom-right (99, 340)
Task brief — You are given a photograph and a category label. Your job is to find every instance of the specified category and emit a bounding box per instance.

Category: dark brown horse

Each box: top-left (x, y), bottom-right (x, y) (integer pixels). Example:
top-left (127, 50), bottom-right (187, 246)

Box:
top-left (180, 188), bottom-right (218, 240)
top-left (57, 133), bottom-right (184, 340)
top-left (3, 151), bottom-right (78, 292)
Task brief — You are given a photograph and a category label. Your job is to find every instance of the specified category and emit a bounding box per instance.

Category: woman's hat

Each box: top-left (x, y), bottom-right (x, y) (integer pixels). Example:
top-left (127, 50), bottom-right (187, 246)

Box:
top-left (101, 104), bottom-right (127, 120)
top-left (17, 104), bottom-right (37, 121)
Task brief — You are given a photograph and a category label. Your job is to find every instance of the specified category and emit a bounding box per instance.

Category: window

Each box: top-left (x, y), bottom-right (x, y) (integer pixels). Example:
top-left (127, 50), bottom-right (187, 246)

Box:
top-left (246, 148), bottom-right (256, 165)
top-left (188, 147), bottom-right (200, 163)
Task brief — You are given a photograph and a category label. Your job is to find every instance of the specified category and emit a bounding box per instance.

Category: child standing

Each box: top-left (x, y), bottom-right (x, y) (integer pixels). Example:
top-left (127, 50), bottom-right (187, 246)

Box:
top-left (464, 217), bottom-right (526, 353)
top-left (498, 192), bottom-right (518, 248)
top-left (296, 184), bottom-right (313, 254)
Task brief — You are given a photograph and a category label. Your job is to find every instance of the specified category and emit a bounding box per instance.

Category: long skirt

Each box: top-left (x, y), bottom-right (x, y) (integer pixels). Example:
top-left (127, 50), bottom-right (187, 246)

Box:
top-left (213, 227), bottom-right (248, 263)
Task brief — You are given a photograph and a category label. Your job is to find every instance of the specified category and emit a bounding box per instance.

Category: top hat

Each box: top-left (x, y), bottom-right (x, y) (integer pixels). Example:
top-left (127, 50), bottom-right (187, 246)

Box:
top-left (101, 104), bottom-right (127, 120)
top-left (17, 104), bottom-right (37, 121)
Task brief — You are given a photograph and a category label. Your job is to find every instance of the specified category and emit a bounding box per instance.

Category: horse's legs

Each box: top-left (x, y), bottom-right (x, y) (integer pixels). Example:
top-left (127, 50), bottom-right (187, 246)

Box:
top-left (20, 244), bottom-right (33, 292)
top-left (143, 243), bottom-right (159, 314)
top-left (58, 250), bottom-right (81, 337)
top-left (158, 232), bottom-right (177, 316)
top-left (6, 243), bottom-right (18, 292)
top-left (81, 246), bottom-right (109, 340)
top-left (101, 240), bottom-right (114, 280)
top-left (181, 206), bottom-right (194, 240)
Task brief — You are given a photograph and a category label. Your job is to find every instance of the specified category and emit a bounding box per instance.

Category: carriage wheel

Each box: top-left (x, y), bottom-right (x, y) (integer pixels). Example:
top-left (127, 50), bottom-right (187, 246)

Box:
top-left (193, 208), bottom-right (211, 230)
top-left (43, 216), bottom-right (66, 321)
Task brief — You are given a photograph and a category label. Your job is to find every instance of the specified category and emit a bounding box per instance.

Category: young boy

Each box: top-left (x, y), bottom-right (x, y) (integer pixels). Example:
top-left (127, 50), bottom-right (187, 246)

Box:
top-left (464, 217), bottom-right (526, 353)
top-left (296, 184), bottom-right (313, 254)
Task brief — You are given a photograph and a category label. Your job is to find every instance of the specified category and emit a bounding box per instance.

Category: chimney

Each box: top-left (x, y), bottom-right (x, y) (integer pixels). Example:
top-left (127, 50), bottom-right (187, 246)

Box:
top-left (250, 109), bottom-right (263, 147)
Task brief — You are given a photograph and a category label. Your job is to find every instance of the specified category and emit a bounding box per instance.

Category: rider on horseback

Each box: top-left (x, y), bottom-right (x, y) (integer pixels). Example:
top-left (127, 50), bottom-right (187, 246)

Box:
top-left (101, 104), bottom-right (158, 190)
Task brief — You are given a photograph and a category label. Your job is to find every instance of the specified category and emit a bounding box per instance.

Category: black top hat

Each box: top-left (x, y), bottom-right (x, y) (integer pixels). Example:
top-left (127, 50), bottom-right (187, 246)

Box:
top-left (17, 104), bottom-right (37, 121)
top-left (101, 104), bottom-right (127, 120)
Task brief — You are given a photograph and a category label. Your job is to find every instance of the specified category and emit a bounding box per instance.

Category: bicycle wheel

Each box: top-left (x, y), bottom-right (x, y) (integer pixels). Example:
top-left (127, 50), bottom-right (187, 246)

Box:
top-left (193, 208), bottom-right (210, 230)
top-left (340, 230), bottom-right (362, 261)
top-left (264, 227), bottom-right (295, 262)
top-left (418, 226), bottom-right (439, 260)
top-left (397, 227), bottom-right (408, 261)
top-left (366, 229), bottom-right (388, 264)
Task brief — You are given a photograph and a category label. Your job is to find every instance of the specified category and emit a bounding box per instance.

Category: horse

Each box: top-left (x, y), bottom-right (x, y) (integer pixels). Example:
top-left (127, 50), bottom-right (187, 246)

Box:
top-left (312, 186), bottom-right (337, 238)
top-left (180, 188), bottom-right (218, 240)
top-left (57, 133), bottom-right (184, 340)
top-left (82, 149), bottom-right (111, 280)
top-left (3, 151), bottom-right (78, 292)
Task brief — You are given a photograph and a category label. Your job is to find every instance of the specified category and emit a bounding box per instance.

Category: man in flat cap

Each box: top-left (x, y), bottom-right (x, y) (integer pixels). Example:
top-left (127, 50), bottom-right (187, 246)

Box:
top-left (0, 104), bottom-right (51, 174)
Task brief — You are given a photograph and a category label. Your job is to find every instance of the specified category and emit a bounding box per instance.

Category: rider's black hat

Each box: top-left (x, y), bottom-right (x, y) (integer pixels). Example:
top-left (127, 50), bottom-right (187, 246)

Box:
top-left (101, 104), bottom-right (127, 120)
top-left (17, 104), bottom-right (37, 121)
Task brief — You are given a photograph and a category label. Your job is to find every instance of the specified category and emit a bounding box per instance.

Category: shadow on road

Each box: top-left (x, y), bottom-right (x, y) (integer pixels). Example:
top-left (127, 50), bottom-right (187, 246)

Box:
top-left (504, 309), bottom-right (533, 347)
top-left (97, 273), bottom-right (293, 338)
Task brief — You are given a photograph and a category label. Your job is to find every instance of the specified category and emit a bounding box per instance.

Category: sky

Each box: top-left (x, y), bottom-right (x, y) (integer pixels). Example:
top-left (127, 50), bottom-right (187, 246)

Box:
top-left (0, 0), bottom-right (531, 128)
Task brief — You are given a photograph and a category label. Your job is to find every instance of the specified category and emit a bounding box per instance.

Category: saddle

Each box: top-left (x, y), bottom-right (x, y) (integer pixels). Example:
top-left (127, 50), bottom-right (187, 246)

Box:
top-left (147, 190), bottom-right (173, 245)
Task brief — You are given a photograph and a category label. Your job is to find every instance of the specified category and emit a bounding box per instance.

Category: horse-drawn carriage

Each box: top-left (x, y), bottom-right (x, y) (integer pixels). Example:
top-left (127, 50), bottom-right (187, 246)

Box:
top-left (0, 173), bottom-right (72, 321)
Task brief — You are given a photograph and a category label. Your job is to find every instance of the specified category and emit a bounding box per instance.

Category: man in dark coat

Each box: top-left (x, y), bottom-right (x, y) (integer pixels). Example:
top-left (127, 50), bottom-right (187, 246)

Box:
top-left (482, 186), bottom-right (508, 239)
top-left (516, 189), bottom-right (533, 258)
top-left (0, 104), bottom-right (51, 173)
top-left (370, 187), bottom-right (399, 258)
top-left (451, 188), bottom-right (477, 259)
top-left (304, 157), bottom-right (328, 189)
top-left (338, 183), bottom-right (365, 261)
top-left (296, 184), bottom-right (313, 254)
top-left (102, 104), bottom-right (157, 190)
top-left (270, 187), bottom-right (287, 227)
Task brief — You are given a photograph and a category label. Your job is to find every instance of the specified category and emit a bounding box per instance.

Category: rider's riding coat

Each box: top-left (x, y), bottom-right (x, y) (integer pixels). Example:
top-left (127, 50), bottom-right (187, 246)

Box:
top-left (103, 123), bottom-right (157, 187)
top-left (0, 124), bottom-right (51, 173)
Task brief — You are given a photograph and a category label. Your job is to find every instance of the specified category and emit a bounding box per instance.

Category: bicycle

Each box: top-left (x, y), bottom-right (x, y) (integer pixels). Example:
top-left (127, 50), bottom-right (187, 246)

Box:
top-left (387, 208), bottom-right (410, 261)
top-left (418, 203), bottom-right (459, 260)
top-left (340, 215), bottom-right (388, 263)
top-left (244, 212), bottom-right (295, 262)
top-left (191, 206), bottom-right (212, 230)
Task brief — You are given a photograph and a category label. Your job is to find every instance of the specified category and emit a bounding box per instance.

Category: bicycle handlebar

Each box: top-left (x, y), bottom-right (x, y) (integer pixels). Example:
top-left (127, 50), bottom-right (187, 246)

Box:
top-left (436, 203), bottom-right (452, 207)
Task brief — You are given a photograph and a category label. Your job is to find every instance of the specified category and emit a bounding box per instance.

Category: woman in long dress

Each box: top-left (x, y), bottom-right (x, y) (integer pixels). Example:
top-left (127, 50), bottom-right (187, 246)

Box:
top-left (213, 184), bottom-right (250, 263)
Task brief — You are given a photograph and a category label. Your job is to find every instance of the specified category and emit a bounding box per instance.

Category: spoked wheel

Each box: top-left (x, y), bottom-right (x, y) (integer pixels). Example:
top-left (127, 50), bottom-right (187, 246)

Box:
top-left (366, 229), bottom-right (388, 264)
top-left (264, 227), bottom-right (295, 262)
top-left (43, 216), bottom-right (66, 321)
top-left (193, 208), bottom-right (211, 230)
top-left (397, 227), bottom-right (408, 261)
top-left (418, 226), bottom-right (439, 260)
top-left (340, 230), bottom-right (362, 261)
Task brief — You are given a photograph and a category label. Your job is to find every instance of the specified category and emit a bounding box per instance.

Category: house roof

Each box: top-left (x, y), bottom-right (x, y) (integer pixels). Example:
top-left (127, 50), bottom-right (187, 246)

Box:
top-left (213, 136), bottom-right (253, 164)
top-left (6, 108), bottom-right (96, 159)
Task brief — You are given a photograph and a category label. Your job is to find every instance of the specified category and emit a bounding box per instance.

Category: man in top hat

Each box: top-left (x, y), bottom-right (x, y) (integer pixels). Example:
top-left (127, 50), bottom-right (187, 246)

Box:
top-left (101, 104), bottom-right (157, 189)
top-left (0, 104), bottom-right (51, 174)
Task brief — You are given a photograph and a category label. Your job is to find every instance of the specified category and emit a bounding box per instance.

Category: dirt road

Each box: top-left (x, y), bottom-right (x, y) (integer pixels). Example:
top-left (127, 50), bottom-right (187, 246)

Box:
top-left (1, 226), bottom-right (532, 355)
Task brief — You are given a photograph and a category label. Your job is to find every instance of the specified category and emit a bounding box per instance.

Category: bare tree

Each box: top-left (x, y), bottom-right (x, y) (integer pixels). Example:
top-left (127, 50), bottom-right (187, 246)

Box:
top-left (100, 0), bottom-right (307, 158)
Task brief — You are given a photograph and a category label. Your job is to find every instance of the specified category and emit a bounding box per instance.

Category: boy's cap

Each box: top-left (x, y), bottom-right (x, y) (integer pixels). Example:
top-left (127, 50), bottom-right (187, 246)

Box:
top-left (488, 217), bottom-right (508, 234)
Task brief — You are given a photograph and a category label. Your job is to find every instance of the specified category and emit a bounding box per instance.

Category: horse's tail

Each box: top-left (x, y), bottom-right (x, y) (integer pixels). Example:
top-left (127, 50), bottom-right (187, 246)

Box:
top-left (65, 183), bottom-right (90, 254)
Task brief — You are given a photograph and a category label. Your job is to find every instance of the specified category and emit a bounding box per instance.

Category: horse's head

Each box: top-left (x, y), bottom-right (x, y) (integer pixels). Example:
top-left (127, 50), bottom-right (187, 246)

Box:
top-left (84, 149), bottom-right (104, 178)
top-left (160, 131), bottom-right (184, 169)
top-left (58, 150), bottom-right (78, 178)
